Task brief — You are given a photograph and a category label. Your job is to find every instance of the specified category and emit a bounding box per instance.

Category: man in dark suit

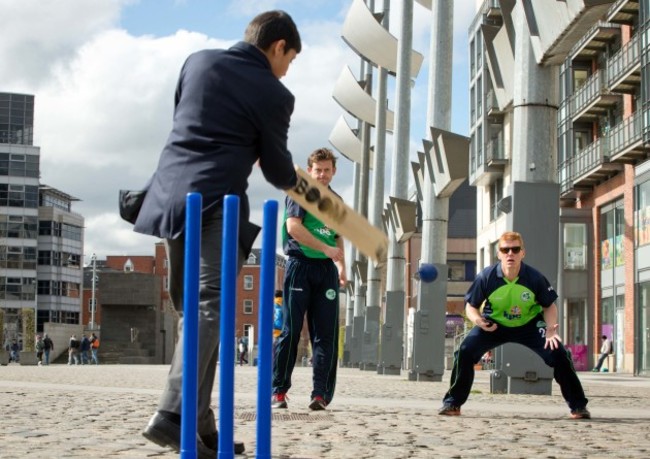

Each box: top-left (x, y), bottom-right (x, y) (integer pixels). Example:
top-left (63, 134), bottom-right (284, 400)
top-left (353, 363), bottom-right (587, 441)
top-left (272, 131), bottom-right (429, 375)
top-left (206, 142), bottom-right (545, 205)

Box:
top-left (136, 11), bottom-right (301, 457)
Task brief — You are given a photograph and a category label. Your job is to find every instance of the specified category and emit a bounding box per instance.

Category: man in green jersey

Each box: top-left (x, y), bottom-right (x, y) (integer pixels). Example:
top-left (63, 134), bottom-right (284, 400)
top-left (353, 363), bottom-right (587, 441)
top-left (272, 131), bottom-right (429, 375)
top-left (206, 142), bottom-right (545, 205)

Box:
top-left (439, 231), bottom-right (590, 419)
top-left (272, 148), bottom-right (346, 411)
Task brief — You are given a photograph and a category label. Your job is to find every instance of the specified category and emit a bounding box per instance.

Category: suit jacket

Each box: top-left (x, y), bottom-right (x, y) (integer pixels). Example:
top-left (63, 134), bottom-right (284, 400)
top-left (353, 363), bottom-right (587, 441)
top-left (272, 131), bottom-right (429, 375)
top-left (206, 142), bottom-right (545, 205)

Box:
top-left (134, 42), bottom-right (297, 246)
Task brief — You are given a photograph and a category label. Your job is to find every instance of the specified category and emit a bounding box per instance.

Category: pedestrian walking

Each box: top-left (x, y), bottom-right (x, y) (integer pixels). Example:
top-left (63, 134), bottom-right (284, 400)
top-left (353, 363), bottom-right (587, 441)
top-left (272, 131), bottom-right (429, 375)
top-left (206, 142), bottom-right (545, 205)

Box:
top-left (90, 332), bottom-right (100, 365)
top-left (438, 231), bottom-right (591, 420)
top-left (593, 335), bottom-right (613, 372)
top-left (132, 10), bottom-right (301, 458)
top-left (35, 334), bottom-right (44, 365)
top-left (43, 333), bottom-right (54, 365)
top-left (272, 148), bottom-right (346, 411)
top-left (80, 334), bottom-right (91, 364)
top-left (238, 336), bottom-right (249, 366)
top-left (68, 335), bottom-right (80, 365)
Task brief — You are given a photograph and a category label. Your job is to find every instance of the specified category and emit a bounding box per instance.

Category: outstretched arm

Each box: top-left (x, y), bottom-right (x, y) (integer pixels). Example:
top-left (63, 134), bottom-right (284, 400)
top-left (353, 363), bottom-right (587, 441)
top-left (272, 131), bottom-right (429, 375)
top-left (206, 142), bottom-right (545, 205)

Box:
top-left (543, 303), bottom-right (562, 350)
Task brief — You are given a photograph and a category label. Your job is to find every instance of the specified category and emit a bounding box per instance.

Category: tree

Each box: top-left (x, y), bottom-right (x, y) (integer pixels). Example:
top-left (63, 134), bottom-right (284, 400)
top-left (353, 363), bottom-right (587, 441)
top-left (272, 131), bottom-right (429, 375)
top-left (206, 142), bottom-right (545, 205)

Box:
top-left (22, 308), bottom-right (35, 352)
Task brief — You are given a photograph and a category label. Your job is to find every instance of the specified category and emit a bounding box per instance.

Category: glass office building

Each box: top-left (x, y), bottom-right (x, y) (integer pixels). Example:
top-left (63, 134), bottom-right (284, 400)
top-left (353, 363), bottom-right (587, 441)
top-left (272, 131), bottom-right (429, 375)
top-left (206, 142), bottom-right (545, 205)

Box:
top-left (0, 92), bottom-right (84, 345)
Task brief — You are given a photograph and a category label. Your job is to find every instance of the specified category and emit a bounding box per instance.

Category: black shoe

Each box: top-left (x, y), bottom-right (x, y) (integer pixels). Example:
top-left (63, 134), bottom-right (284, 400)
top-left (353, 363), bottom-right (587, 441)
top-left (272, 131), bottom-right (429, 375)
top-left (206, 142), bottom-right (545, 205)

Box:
top-left (143, 411), bottom-right (246, 457)
top-left (143, 412), bottom-right (215, 459)
top-left (308, 396), bottom-right (327, 411)
top-left (200, 432), bottom-right (246, 455)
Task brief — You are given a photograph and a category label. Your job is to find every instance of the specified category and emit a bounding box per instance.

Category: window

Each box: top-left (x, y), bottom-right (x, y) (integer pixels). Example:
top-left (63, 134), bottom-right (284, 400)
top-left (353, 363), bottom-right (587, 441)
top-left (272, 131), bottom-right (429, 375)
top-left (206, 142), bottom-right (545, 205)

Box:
top-left (247, 253), bottom-right (257, 264)
top-left (489, 178), bottom-right (503, 221)
top-left (573, 68), bottom-right (589, 91)
top-left (563, 223), bottom-right (587, 270)
top-left (88, 298), bottom-right (96, 313)
top-left (124, 259), bottom-right (134, 273)
top-left (448, 261), bottom-right (468, 281)
top-left (636, 180), bottom-right (650, 247)
top-left (243, 299), bottom-right (254, 314)
top-left (243, 275), bottom-right (254, 290)
top-left (600, 200), bottom-right (624, 270)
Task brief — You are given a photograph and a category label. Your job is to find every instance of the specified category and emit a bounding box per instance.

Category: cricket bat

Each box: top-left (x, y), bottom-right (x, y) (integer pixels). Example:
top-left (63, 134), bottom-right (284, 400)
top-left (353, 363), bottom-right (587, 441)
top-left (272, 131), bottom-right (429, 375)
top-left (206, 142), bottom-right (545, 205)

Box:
top-left (286, 165), bottom-right (388, 265)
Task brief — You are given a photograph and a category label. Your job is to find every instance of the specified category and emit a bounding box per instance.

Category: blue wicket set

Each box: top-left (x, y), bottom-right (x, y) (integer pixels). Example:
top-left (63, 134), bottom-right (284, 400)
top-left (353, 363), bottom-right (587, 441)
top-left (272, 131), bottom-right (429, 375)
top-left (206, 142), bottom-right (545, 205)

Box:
top-left (180, 193), bottom-right (278, 459)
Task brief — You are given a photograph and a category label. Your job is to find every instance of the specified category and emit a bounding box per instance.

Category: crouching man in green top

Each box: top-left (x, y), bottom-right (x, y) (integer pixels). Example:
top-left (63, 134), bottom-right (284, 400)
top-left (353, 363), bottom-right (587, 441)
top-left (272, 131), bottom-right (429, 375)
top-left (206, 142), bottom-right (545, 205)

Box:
top-left (439, 231), bottom-right (590, 419)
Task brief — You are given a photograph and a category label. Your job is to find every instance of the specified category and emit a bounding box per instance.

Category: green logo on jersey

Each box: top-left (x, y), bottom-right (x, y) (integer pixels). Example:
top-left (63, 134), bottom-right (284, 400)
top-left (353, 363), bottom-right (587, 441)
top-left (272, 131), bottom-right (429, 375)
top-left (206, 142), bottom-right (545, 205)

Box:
top-left (325, 289), bottom-right (337, 300)
top-left (521, 292), bottom-right (531, 301)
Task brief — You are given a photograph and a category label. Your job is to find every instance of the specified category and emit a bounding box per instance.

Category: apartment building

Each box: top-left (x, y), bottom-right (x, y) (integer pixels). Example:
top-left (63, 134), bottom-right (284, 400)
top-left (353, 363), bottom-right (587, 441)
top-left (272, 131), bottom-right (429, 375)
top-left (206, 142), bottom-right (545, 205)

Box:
top-left (468, 0), bottom-right (649, 375)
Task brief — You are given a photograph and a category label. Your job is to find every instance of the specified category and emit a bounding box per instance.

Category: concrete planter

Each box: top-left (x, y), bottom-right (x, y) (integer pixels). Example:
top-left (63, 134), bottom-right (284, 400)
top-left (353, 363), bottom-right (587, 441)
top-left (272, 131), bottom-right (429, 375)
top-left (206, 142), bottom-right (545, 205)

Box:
top-left (0, 350), bottom-right (9, 365)
top-left (19, 351), bottom-right (39, 366)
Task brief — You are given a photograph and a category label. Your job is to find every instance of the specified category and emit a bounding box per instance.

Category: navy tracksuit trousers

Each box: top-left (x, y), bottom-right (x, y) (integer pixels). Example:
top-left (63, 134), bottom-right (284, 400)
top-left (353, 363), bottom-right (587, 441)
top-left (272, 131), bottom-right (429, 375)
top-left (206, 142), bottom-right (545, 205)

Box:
top-left (443, 314), bottom-right (588, 411)
top-left (272, 257), bottom-right (340, 404)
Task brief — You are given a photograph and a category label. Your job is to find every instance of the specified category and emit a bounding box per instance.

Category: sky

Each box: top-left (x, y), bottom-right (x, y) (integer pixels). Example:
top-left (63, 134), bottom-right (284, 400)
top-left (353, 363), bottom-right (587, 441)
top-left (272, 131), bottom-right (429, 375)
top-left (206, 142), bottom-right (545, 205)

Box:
top-left (1, 0), bottom-right (476, 263)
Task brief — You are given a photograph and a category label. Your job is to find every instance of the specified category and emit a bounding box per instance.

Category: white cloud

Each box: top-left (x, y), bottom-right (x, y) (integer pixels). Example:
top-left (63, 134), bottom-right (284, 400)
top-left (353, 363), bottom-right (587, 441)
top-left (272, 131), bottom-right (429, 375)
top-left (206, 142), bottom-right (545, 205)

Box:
top-left (2, 0), bottom-right (473, 260)
top-left (0, 0), bottom-right (128, 89)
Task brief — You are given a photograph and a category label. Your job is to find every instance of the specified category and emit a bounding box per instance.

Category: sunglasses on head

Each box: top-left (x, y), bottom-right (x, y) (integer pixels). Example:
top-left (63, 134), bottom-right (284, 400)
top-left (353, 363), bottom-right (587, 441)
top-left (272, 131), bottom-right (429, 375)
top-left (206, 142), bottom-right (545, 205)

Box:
top-left (499, 246), bottom-right (522, 254)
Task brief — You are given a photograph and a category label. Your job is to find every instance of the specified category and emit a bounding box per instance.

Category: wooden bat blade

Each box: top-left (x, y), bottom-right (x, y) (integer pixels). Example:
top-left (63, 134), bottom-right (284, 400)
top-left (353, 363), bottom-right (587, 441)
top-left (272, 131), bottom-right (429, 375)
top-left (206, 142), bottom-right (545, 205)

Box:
top-left (285, 166), bottom-right (388, 265)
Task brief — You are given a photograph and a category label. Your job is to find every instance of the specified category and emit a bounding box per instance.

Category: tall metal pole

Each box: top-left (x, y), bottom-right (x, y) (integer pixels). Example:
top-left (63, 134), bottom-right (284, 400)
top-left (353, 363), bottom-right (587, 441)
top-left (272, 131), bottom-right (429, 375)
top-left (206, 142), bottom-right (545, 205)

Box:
top-left (379, 0), bottom-right (413, 375)
top-left (90, 253), bottom-right (97, 329)
top-left (409, 0), bottom-right (453, 382)
top-left (364, 0), bottom-right (389, 372)
top-left (344, 162), bottom-right (360, 366)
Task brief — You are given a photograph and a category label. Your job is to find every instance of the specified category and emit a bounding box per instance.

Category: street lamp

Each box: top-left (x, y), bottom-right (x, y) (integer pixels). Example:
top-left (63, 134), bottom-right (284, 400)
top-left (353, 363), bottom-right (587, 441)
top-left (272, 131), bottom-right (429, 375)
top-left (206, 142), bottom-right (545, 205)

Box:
top-left (90, 253), bottom-right (97, 329)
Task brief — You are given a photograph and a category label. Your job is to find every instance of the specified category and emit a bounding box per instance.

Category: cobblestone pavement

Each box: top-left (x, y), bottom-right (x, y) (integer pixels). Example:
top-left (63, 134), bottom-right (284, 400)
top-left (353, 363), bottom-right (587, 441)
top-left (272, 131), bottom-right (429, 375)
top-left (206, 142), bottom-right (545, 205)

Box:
top-left (1, 363), bottom-right (649, 458)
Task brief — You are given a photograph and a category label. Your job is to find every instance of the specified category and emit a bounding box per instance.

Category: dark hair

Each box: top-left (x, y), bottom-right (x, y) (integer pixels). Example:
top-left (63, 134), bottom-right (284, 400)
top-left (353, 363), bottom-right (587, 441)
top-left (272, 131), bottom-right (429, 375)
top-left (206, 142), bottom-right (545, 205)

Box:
top-left (274, 289), bottom-right (283, 298)
top-left (244, 10), bottom-right (301, 54)
top-left (307, 147), bottom-right (338, 169)
top-left (602, 335), bottom-right (608, 339)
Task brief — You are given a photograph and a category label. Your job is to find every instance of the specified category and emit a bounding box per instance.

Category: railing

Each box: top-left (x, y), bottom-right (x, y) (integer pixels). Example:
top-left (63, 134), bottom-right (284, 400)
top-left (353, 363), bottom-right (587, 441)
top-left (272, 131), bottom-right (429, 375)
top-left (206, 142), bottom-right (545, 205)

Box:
top-left (486, 138), bottom-right (505, 163)
top-left (486, 89), bottom-right (500, 113)
top-left (469, 0), bottom-right (501, 32)
top-left (573, 138), bottom-right (608, 177)
top-left (571, 69), bottom-right (604, 117)
top-left (569, 21), bottom-right (620, 59)
top-left (608, 110), bottom-right (643, 157)
top-left (607, 32), bottom-right (641, 86)
top-left (558, 159), bottom-right (573, 194)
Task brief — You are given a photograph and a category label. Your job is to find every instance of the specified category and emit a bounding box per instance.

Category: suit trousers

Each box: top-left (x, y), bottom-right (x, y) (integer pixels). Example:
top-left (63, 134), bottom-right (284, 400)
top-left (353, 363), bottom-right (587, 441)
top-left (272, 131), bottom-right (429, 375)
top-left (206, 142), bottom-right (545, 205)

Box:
top-left (443, 314), bottom-right (588, 411)
top-left (158, 207), bottom-right (244, 435)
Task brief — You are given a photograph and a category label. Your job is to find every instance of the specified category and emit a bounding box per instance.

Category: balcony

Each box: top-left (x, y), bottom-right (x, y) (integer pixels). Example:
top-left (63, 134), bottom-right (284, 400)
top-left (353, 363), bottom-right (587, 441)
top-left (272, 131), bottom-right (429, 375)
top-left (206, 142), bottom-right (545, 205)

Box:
top-left (608, 110), bottom-right (649, 163)
top-left (485, 0), bottom-right (501, 19)
top-left (571, 69), bottom-right (621, 122)
top-left (607, 32), bottom-right (641, 94)
top-left (486, 89), bottom-right (505, 118)
top-left (470, 138), bottom-right (507, 187)
top-left (570, 21), bottom-right (621, 61)
top-left (607, 0), bottom-right (639, 25)
top-left (558, 138), bottom-right (623, 200)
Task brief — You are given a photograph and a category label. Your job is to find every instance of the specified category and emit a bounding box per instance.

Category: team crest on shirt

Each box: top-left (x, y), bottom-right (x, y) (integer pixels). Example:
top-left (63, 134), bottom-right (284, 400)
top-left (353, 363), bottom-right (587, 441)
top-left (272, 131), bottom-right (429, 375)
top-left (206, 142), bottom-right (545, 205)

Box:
top-left (520, 291), bottom-right (531, 302)
top-left (503, 305), bottom-right (522, 321)
top-left (316, 227), bottom-right (333, 236)
top-left (325, 289), bottom-right (337, 300)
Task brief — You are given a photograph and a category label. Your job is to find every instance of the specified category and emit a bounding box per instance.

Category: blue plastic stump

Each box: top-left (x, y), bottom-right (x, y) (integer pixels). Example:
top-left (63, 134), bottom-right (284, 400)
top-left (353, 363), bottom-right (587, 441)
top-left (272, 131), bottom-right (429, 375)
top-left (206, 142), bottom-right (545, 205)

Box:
top-left (181, 192), bottom-right (202, 459)
top-left (256, 200), bottom-right (278, 458)
top-left (218, 195), bottom-right (239, 459)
